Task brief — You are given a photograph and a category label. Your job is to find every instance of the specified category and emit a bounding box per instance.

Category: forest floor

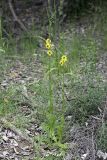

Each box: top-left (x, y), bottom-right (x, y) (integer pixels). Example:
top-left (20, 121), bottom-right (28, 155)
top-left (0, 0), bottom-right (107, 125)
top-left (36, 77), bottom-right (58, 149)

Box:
top-left (1, 2), bottom-right (107, 159)
top-left (0, 41), bottom-right (107, 160)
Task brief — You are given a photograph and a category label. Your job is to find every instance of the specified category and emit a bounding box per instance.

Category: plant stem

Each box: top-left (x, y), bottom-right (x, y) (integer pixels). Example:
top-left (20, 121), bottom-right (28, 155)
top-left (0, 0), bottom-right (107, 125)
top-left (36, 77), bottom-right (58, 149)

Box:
top-left (49, 56), bottom-right (53, 113)
top-left (62, 71), bottom-right (65, 114)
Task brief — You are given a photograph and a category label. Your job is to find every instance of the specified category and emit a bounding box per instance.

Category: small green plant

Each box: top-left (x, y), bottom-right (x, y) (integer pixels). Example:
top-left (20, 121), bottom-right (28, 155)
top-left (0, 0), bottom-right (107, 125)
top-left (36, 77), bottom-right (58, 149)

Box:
top-left (40, 38), bottom-right (68, 154)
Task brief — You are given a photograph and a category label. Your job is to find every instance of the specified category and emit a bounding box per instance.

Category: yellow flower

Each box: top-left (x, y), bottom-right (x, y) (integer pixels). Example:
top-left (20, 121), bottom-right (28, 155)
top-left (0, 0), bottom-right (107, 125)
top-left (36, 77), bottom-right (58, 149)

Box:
top-left (45, 38), bottom-right (52, 49)
top-left (59, 55), bottom-right (68, 66)
top-left (47, 50), bottom-right (53, 56)
top-left (61, 55), bottom-right (67, 62)
top-left (59, 59), bottom-right (64, 66)
top-left (45, 43), bottom-right (51, 49)
top-left (46, 38), bottom-right (51, 44)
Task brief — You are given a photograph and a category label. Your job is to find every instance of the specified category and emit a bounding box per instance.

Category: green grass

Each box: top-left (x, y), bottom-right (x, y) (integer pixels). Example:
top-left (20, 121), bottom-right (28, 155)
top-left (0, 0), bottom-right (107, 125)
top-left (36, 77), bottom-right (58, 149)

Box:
top-left (97, 122), bottom-right (107, 152)
top-left (0, 86), bottom-right (18, 116)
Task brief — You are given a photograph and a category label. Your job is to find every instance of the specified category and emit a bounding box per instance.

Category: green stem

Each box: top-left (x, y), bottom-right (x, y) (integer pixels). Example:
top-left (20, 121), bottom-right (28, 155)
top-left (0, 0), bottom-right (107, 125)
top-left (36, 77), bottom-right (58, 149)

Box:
top-left (0, 17), bottom-right (2, 39)
top-left (62, 71), bottom-right (65, 113)
top-left (49, 57), bottom-right (53, 113)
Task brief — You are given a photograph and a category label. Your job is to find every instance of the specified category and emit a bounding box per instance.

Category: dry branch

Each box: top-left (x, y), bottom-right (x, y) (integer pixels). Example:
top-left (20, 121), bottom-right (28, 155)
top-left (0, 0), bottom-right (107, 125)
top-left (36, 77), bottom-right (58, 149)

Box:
top-left (8, 0), bottom-right (27, 32)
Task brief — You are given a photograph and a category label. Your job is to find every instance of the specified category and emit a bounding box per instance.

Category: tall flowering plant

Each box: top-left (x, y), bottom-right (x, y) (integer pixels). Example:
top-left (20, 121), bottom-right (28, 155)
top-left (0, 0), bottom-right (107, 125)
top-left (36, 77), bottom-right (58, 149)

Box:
top-left (42, 38), bottom-right (68, 151)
